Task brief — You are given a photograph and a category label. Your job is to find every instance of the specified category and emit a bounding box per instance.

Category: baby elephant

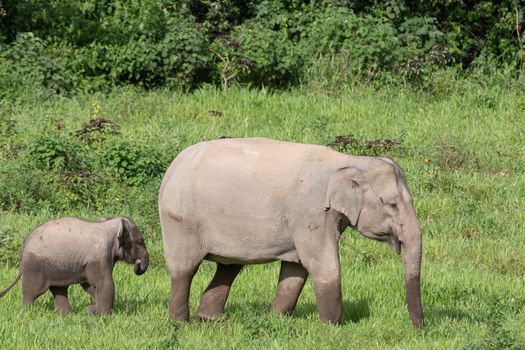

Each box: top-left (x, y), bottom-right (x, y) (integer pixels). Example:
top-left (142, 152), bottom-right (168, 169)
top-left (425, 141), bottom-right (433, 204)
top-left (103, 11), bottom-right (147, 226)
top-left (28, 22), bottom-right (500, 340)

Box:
top-left (0, 216), bottom-right (149, 315)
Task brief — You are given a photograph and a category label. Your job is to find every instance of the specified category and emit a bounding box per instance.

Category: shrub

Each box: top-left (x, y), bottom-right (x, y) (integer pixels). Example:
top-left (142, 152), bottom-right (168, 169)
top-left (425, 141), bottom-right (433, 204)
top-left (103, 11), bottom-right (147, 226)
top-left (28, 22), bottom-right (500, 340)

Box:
top-left (0, 110), bottom-right (15, 138)
top-left (0, 158), bottom-right (60, 213)
top-left (0, 225), bottom-right (21, 265)
top-left (1, 4), bottom-right (211, 92)
top-left (0, 0), bottom-right (523, 91)
top-left (1, 130), bottom-right (168, 212)
top-left (78, 14), bottom-right (211, 89)
top-left (102, 140), bottom-right (167, 186)
top-left (1, 33), bottom-right (76, 93)
top-left (300, 7), bottom-right (448, 86)
top-left (211, 21), bottom-right (303, 88)
top-left (26, 134), bottom-right (84, 170)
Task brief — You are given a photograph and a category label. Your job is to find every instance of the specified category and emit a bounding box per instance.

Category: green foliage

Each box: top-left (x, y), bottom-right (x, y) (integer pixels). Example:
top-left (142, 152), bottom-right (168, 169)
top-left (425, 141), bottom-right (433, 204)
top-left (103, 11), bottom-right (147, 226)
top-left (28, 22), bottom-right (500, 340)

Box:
top-left (0, 56), bottom-right (34, 99)
top-left (426, 0), bottom-right (523, 69)
top-left (187, 0), bottom-right (256, 36)
top-left (0, 2), bottom-right (211, 92)
top-left (0, 0), bottom-right (523, 93)
top-left (0, 226), bottom-right (21, 265)
top-left (0, 160), bottom-right (55, 213)
top-left (0, 33), bottom-right (78, 93)
top-left (0, 110), bottom-right (15, 139)
top-left (102, 140), bottom-right (167, 186)
top-left (26, 134), bottom-right (83, 170)
top-left (0, 112), bottom-right (169, 213)
top-left (222, 22), bottom-right (303, 87)
top-left (0, 86), bottom-right (525, 348)
top-left (301, 8), bottom-right (403, 81)
top-left (1, 133), bottom-right (100, 212)
top-left (75, 13), bottom-right (210, 89)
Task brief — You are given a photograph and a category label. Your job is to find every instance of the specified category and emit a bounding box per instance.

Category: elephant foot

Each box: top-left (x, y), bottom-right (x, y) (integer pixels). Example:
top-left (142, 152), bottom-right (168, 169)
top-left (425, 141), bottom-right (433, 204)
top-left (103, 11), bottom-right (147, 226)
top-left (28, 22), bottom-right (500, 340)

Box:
top-left (87, 304), bottom-right (97, 315)
top-left (271, 261), bottom-right (308, 316)
top-left (195, 309), bottom-right (228, 322)
top-left (314, 280), bottom-right (342, 325)
top-left (195, 300), bottom-right (228, 321)
top-left (87, 304), bottom-right (112, 315)
top-left (271, 298), bottom-right (296, 316)
top-left (50, 286), bottom-right (71, 315)
top-left (55, 306), bottom-right (71, 315)
top-left (169, 300), bottom-right (191, 322)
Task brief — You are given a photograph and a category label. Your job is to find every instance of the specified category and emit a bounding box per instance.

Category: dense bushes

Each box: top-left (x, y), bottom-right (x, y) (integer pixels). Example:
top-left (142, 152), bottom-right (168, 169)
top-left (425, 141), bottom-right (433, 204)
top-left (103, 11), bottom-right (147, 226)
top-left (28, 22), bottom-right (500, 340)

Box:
top-left (0, 0), bottom-right (523, 93)
top-left (0, 119), bottom-right (169, 213)
top-left (0, 2), bottom-right (211, 93)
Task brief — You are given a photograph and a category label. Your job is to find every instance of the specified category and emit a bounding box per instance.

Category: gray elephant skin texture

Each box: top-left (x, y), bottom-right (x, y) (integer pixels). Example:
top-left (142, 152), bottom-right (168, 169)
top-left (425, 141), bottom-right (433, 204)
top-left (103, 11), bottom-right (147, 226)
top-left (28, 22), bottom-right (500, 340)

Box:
top-left (0, 216), bottom-right (149, 315)
top-left (159, 137), bottom-right (423, 328)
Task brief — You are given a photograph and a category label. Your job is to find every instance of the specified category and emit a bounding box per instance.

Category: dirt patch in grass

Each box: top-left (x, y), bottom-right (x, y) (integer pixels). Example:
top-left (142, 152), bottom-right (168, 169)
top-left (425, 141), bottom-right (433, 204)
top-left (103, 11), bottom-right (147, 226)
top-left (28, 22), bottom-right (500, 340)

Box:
top-left (327, 134), bottom-right (404, 156)
top-left (434, 138), bottom-right (476, 171)
top-left (75, 118), bottom-right (119, 143)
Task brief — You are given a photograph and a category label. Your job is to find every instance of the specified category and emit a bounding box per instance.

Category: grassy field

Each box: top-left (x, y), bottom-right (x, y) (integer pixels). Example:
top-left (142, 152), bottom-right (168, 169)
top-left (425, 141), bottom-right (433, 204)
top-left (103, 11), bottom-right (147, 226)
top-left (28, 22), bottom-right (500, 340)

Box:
top-left (0, 83), bottom-right (524, 349)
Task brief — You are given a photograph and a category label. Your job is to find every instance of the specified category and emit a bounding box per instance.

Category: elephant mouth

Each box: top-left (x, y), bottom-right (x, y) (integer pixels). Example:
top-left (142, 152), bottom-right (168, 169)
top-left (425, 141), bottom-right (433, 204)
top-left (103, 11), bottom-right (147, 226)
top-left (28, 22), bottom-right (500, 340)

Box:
top-left (391, 237), bottom-right (402, 255)
top-left (134, 258), bottom-right (147, 275)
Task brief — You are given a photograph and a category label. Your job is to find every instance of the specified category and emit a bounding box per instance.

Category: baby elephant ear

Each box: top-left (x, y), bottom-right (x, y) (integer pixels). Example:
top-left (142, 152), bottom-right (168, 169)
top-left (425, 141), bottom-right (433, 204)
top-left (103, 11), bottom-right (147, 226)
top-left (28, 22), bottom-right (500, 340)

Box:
top-left (324, 166), bottom-right (364, 226)
top-left (117, 218), bottom-right (130, 248)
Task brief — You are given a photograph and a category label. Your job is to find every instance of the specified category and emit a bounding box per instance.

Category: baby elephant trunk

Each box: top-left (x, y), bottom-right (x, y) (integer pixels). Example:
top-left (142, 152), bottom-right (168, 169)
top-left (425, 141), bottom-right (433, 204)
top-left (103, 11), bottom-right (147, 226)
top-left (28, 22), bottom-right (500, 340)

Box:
top-left (401, 221), bottom-right (423, 329)
top-left (134, 252), bottom-right (149, 276)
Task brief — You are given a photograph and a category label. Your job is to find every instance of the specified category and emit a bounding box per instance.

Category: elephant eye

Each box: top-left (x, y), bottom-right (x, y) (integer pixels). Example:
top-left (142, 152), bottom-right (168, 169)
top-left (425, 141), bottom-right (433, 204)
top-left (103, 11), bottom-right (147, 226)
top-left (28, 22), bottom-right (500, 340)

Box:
top-left (136, 239), bottom-right (145, 246)
top-left (380, 197), bottom-right (397, 209)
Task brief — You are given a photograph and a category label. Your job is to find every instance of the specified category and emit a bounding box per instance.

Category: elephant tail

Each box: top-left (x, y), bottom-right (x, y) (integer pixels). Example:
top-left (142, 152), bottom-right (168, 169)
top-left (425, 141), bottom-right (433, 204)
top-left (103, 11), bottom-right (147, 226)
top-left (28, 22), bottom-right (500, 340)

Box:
top-left (0, 271), bottom-right (22, 298)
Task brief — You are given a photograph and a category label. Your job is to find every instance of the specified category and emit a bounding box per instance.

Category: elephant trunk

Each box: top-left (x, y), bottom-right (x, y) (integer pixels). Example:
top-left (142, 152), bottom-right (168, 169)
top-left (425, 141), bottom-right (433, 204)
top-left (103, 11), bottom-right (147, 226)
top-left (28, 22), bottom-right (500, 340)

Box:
top-left (134, 251), bottom-right (149, 276)
top-left (401, 221), bottom-right (423, 329)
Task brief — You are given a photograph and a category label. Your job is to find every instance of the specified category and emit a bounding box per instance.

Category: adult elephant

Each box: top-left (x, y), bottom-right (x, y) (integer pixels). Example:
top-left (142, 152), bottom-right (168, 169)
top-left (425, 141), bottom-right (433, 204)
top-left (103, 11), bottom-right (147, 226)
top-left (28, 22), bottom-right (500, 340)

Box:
top-left (158, 137), bottom-right (423, 328)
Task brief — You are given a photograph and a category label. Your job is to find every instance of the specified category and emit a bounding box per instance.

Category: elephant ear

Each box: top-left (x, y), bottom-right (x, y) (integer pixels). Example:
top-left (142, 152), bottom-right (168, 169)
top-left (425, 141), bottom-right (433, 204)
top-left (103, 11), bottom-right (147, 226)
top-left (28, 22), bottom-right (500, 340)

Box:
top-left (324, 166), bottom-right (363, 226)
top-left (117, 219), bottom-right (131, 248)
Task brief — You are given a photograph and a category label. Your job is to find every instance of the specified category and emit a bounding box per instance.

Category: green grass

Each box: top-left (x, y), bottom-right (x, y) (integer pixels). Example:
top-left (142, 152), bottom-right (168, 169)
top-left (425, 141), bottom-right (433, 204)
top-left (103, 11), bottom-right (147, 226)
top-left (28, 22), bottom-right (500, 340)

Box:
top-left (1, 83), bottom-right (525, 349)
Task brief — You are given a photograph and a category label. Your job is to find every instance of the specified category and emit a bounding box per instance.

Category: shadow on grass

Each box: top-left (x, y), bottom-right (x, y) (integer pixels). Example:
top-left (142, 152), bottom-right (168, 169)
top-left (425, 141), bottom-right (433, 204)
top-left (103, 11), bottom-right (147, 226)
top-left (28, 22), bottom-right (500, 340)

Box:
top-left (295, 298), bottom-right (370, 325)
top-left (39, 290), bottom-right (372, 325)
top-left (113, 294), bottom-right (168, 315)
top-left (35, 290), bottom-right (169, 315)
top-left (227, 298), bottom-right (370, 325)
top-left (38, 294), bottom-right (480, 329)
top-left (425, 304), bottom-right (478, 324)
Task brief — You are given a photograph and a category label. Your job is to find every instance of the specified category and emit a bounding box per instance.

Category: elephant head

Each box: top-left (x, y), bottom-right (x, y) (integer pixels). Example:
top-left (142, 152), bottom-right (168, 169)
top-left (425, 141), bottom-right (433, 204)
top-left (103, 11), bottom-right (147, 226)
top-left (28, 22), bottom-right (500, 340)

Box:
top-left (117, 218), bottom-right (149, 275)
top-left (325, 158), bottom-right (423, 328)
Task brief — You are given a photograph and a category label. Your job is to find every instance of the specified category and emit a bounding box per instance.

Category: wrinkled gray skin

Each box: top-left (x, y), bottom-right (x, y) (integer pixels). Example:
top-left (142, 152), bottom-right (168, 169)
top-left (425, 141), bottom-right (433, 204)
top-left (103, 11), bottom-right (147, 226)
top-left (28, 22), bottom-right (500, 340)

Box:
top-left (159, 137), bottom-right (423, 328)
top-left (0, 217), bottom-right (149, 315)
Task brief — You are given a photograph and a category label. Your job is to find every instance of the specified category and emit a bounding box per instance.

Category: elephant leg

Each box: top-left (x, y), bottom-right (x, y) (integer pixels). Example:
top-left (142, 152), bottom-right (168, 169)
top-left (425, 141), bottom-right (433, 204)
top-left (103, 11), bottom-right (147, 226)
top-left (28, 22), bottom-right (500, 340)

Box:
top-left (50, 286), bottom-right (70, 314)
top-left (21, 266), bottom-right (47, 306)
top-left (272, 261), bottom-right (308, 315)
top-left (310, 273), bottom-right (342, 324)
top-left (81, 282), bottom-right (96, 299)
top-left (169, 267), bottom-right (201, 321)
top-left (161, 216), bottom-right (207, 321)
top-left (196, 263), bottom-right (243, 320)
top-left (295, 229), bottom-right (342, 324)
top-left (86, 276), bottom-right (115, 315)
top-left (85, 261), bottom-right (115, 315)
